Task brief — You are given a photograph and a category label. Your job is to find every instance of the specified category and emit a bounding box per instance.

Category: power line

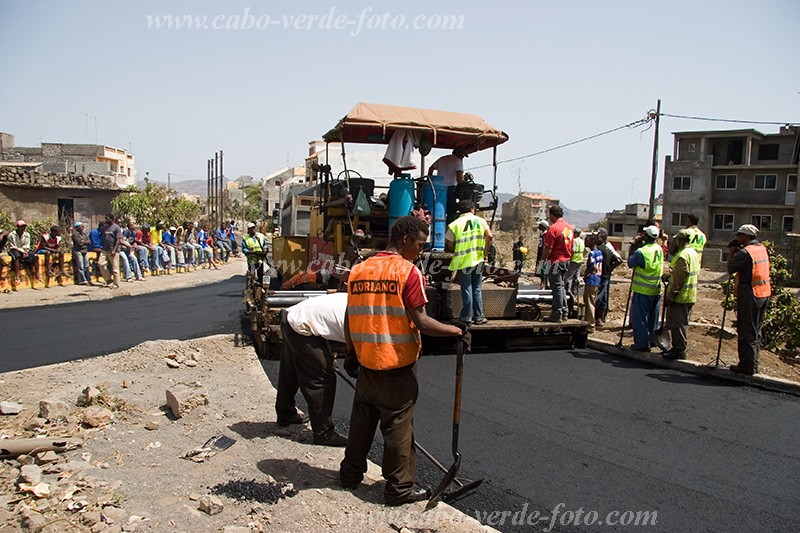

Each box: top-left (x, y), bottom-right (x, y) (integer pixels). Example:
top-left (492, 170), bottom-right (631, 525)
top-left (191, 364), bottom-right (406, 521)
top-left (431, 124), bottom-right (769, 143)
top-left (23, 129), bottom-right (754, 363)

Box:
top-left (660, 113), bottom-right (798, 126)
top-left (466, 116), bottom-right (653, 170)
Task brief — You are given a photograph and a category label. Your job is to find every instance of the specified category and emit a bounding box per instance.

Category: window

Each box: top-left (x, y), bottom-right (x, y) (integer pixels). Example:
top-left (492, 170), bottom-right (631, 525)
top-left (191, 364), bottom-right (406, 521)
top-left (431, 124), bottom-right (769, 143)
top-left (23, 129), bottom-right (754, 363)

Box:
top-left (672, 176), bottom-right (691, 190)
top-left (713, 214), bottom-right (734, 231)
top-left (610, 223), bottom-right (623, 235)
top-left (751, 215), bottom-right (772, 230)
top-left (754, 174), bottom-right (777, 189)
top-left (788, 174), bottom-right (797, 192)
top-left (783, 216), bottom-right (794, 232)
top-left (671, 212), bottom-right (690, 227)
top-left (715, 174), bottom-right (737, 189)
top-left (687, 143), bottom-right (696, 153)
top-left (758, 144), bottom-right (779, 160)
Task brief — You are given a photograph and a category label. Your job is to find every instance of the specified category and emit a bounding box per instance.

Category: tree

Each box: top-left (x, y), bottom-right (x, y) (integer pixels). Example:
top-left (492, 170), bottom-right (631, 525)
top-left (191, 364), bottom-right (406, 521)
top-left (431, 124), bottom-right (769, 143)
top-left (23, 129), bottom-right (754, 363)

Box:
top-left (111, 180), bottom-right (201, 226)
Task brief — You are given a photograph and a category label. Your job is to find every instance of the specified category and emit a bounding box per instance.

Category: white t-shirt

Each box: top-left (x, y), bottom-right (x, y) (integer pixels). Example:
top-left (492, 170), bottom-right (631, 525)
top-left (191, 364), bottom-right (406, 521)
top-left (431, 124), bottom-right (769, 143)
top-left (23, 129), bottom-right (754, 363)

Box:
top-left (431, 154), bottom-right (463, 187)
top-left (286, 292), bottom-right (347, 342)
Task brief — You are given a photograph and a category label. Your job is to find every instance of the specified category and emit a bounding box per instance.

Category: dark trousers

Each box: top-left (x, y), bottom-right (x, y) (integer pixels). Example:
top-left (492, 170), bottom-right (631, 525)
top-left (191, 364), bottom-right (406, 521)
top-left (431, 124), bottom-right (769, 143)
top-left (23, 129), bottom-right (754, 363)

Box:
top-left (339, 363), bottom-right (418, 504)
top-left (631, 292), bottom-right (660, 350)
top-left (736, 288), bottom-right (769, 372)
top-left (595, 277), bottom-right (611, 321)
top-left (275, 320), bottom-right (336, 436)
top-left (666, 302), bottom-right (693, 354)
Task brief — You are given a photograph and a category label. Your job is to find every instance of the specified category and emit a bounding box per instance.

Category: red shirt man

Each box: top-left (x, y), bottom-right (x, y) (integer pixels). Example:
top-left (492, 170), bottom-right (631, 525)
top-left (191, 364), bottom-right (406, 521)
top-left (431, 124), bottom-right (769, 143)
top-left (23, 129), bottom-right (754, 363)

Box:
top-left (544, 216), bottom-right (574, 263)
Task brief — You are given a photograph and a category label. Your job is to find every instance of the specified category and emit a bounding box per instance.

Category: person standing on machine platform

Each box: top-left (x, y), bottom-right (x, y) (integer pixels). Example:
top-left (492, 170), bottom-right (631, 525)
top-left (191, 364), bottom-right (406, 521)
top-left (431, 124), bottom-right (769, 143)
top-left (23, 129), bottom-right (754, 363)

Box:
top-left (428, 147), bottom-right (467, 186)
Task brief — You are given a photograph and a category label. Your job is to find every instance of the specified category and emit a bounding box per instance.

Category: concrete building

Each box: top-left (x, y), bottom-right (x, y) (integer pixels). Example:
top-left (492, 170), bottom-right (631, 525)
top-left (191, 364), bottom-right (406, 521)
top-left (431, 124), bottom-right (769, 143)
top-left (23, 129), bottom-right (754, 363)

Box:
top-left (0, 162), bottom-right (121, 229)
top-left (1, 132), bottom-right (136, 188)
top-left (260, 166), bottom-right (306, 216)
top-left (499, 192), bottom-right (559, 231)
top-left (663, 126), bottom-right (800, 269)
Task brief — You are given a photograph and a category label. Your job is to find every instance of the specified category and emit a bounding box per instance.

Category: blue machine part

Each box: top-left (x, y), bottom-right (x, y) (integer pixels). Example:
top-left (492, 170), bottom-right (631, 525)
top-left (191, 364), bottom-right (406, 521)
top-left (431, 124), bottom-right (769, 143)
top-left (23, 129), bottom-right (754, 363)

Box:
top-left (388, 177), bottom-right (416, 233)
top-left (422, 175), bottom-right (448, 251)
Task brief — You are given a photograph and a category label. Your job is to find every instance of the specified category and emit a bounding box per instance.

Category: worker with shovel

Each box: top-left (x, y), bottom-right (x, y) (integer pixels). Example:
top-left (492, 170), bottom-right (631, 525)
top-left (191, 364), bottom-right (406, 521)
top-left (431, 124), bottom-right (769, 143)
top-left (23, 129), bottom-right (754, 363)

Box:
top-left (627, 225), bottom-right (663, 352)
top-left (662, 229), bottom-right (700, 360)
top-left (339, 216), bottom-right (464, 506)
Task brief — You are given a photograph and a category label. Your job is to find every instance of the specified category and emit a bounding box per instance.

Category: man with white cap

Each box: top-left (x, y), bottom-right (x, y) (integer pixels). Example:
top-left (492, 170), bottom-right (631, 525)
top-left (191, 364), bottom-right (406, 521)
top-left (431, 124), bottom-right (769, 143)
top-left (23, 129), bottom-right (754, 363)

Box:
top-left (626, 225), bottom-right (664, 351)
top-left (727, 224), bottom-right (771, 375)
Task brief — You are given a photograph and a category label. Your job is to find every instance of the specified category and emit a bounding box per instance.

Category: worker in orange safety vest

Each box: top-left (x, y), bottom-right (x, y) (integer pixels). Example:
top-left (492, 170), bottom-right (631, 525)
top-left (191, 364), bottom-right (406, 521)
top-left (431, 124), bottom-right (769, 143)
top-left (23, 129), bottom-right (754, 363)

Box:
top-left (727, 224), bottom-right (771, 375)
top-left (339, 215), bottom-right (464, 506)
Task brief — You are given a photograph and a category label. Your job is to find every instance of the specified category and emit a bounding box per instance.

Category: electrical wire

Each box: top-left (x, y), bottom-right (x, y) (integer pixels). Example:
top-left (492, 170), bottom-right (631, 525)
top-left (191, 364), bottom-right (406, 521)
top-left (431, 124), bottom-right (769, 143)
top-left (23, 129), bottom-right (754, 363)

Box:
top-left (466, 116), bottom-right (653, 170)
top-left (660, 113), bottom-right (798, 126)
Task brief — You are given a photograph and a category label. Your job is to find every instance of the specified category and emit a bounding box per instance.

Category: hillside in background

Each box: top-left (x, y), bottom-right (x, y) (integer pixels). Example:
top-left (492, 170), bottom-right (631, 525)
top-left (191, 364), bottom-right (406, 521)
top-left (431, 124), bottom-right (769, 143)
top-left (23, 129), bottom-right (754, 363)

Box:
top-left (137, 179), bottom-right (213, 198)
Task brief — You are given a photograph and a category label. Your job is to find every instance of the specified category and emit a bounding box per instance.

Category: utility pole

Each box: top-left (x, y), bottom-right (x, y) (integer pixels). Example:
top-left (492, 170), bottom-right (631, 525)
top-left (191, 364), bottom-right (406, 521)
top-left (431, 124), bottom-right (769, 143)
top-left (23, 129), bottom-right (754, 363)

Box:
top-left (167, 172), bottom-right (171, 191)
top-left (207, 160), bottom-right (211, 221)
top-left (219, 150), bottom-right (224, 228)
top-left (648, 99), bottom-right (661, 220)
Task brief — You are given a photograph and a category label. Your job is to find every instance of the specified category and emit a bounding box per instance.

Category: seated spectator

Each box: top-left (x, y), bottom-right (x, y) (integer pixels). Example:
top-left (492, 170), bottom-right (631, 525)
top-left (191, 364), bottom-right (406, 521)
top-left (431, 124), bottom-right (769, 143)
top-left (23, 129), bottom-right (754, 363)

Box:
top-left (116, 217), bottom-right (143, 282)
top-left (0, 229), bottom-right (9, 288)
top-left (88, 220), bottom-right (112, 285)
top-left (183, 221), bottom-right (203, 268)
top-left (170, 225), bottom-right (187, 269)
top-left (125, 222), bottom-right (150, 275)
top-left (197, 223), bottom-right (219, 270)
top-left (150, 221), bottom-right (167, 273)
top-left (215, 223), bottom-right (232, 262)
top-left (135, 223), bottom-right (160, 273)
top-left (72, 222), bottom-right (92, 285)
top-left (36, 225), bottom-right (68, 281)
top-left (228, 220), bottom-right (240, 257)
top-left (8, 220), bottom-right (42, 287)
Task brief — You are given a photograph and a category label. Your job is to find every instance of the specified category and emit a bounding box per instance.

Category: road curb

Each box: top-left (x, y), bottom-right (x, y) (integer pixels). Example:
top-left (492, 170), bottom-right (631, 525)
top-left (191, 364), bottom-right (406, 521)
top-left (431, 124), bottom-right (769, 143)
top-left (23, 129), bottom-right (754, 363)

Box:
top-left (587, 339), bottom-right (800, 397)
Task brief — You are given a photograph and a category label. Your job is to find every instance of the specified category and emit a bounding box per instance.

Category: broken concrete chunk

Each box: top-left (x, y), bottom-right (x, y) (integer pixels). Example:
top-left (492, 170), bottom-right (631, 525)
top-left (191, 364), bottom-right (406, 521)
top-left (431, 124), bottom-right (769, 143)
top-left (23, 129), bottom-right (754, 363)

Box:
top-left (184, 359), bottom-right (198, 368)
top-left (25, 418), bottom-right (47, 430)
top-left (82, 406), bottom-right (114, 427)
top-left (36, 451), bottom-right (59, 465)
top-left (0, 401), bottom-right (23, 415)
top-left (102, 506), bottom-right (128, 524)
top-left (122, 380), bottom-right (132, 389)
top-left (77, 387), bottom-right (102, 407)
top-left (144, 420), bottom-right (159, 431)
top-left (165, 385), bottom-right (209, 419)
top-left (19, 464), bottom-right (42, 484)
top-left (198, 495), bottom-right (224, 515)
top-left (19, 507), bottom-right (47, 531)
top-left (164, 358), bottom-right (181, 369)
top-left (39, 399), bottom-right (71, 420)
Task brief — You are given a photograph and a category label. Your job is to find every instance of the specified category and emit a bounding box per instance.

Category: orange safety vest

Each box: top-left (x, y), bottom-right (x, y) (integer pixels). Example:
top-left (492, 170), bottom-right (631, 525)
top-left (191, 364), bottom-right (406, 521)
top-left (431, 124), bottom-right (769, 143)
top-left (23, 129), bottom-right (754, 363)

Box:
top-left (745, 244), bottom-right (771, 298)
top-left (347, 254), bottom-right (421, 370)
top-left (281, 270), bottom-right (318, 290)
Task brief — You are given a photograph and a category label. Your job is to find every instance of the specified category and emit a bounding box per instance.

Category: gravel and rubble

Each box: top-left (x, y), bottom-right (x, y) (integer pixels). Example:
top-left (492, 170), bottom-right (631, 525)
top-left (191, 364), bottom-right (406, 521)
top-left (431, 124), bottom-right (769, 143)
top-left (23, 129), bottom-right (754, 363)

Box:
top-left (0, 335), bottom-right (493, 532)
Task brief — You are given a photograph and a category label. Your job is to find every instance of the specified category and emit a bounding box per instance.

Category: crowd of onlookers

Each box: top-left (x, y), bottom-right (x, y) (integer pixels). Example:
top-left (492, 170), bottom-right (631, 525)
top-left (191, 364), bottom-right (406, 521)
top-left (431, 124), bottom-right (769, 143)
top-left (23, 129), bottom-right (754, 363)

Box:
top-left (0, 216), bottom-right (242, 290)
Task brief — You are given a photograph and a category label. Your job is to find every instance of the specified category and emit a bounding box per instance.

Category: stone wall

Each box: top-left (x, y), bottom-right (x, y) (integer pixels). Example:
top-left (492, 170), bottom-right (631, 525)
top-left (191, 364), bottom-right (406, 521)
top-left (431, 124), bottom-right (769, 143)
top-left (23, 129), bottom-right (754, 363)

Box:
top-left (0, 166), bottom-right (121, 229)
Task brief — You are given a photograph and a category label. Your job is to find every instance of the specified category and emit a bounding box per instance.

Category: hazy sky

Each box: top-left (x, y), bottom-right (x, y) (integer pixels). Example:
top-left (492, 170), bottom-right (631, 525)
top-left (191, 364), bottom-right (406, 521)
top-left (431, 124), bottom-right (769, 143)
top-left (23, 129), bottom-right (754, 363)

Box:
top-left (1, 0), bottom-right (797, 212)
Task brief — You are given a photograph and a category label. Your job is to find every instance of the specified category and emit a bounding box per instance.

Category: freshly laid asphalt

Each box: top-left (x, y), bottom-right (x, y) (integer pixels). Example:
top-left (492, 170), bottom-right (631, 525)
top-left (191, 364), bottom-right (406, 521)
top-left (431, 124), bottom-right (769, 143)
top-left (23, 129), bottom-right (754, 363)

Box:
top-left (3, 282), bottom-right (799, 532)
top-left (0, 275), bottom-right (245, 373)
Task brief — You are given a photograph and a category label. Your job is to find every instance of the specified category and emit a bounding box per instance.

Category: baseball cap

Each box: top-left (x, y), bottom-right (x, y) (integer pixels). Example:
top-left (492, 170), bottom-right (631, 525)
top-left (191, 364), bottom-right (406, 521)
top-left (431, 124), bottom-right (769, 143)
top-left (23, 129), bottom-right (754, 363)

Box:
top-left (169, 226), bottom-right (177, 231)
top-left (676, 228), bottom-right (692, 239)
top-left (538, 220), bottom-right (550, 229)
top-left (16, 220), bottom-right (27, 227)
top-left (74, 221), bottom-right (84, 228)
top-left (596, 227), bottom-right (608, 237)
top-left (736, 224), bottom-right (759, 236)
top-left (644, 225), bottom-right (660, 239)
top-left (247, 222), bottom-right (256, 229)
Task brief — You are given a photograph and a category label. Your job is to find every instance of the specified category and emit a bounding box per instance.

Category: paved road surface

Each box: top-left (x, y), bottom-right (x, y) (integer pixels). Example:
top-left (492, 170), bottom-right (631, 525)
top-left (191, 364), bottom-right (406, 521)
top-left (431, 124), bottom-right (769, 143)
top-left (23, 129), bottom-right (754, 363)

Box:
top-left (0, 275), bottom-right (244, 373)
top-left (3, 285), bottom-right (798, 532)
top-left (264, 349), bottom-right (800, 532)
